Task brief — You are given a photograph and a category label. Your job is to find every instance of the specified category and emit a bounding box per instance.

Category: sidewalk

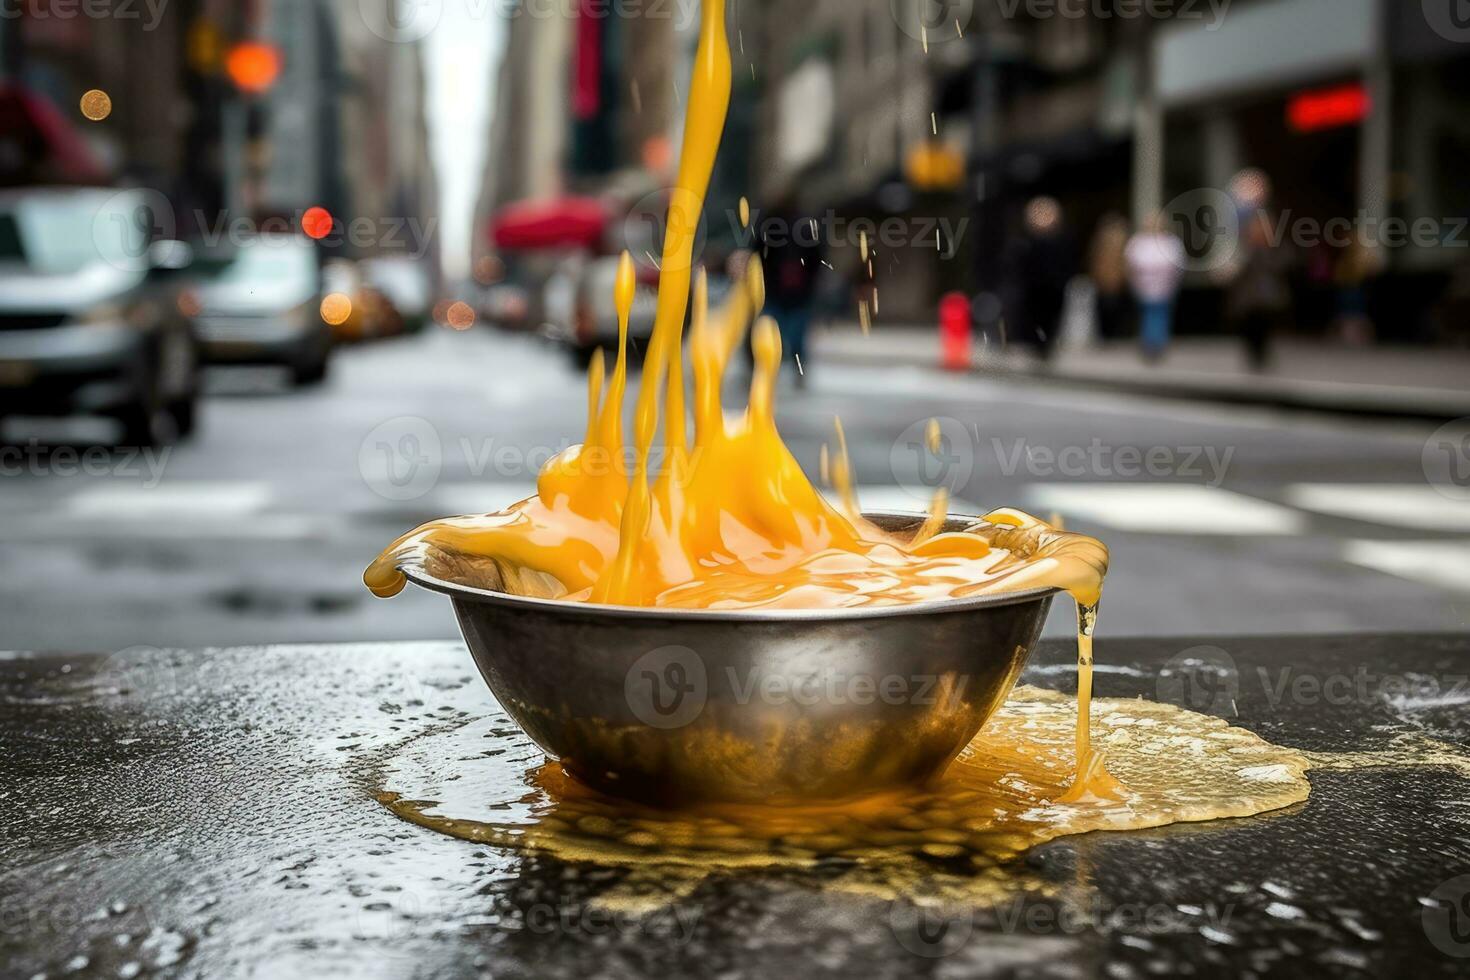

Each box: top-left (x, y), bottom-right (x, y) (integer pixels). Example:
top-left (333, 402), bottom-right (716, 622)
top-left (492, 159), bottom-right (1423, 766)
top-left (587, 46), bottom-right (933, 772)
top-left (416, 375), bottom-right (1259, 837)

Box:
top-left (813, 326), bottom-right (1470, 419)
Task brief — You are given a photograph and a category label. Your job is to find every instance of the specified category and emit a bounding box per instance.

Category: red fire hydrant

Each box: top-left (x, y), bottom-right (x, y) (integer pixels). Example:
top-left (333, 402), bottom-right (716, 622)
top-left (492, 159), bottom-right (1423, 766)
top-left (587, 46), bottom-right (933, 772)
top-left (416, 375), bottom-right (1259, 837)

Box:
top-left (939, 292), bottom-right (972, 372)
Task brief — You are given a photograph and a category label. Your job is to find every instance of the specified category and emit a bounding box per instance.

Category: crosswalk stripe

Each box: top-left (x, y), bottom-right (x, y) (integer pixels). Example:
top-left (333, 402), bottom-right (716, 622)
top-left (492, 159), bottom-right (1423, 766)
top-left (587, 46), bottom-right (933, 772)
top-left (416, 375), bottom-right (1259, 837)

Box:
top-left (1341, 540), bottom-right (1470, 594)
top-left (2, 514), bottom-right (331, 542)
top-left (1024, 484), bottom-right (1307, 535)
top-left (1285, 484), bottom-right (1470, 532)
top-left (65, 482), bottom-right (273, 518)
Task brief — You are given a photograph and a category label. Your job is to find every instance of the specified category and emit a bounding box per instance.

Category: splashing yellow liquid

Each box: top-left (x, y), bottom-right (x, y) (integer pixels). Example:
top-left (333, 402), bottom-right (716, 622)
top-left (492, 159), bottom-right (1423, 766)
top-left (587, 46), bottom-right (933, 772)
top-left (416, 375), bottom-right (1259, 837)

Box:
top-left (366, 0), bottom-right (1114, 800)
top-left (372, 687), bottom-right (1314, 906)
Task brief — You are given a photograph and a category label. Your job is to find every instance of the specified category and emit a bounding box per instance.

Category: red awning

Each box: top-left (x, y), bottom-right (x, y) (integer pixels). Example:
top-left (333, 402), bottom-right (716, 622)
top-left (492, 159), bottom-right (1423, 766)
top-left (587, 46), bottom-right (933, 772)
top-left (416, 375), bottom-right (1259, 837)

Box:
top-left (0, 85), bottom-right (108, 186)
top-left (490, 196), bottom-right (607, 251)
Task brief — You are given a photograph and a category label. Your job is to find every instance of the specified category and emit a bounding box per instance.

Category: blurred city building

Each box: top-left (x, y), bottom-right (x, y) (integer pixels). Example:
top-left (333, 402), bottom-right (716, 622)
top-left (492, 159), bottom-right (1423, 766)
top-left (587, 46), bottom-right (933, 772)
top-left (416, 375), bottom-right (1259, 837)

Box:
top-left (752, 0), bottom-right (971, 320)
top-left (0, 0), bottom-right (438, 273)
top-left (475, 0), bottom-right (1470, 347)
top-left (475, 4), bottom-right (573, 233)
top-left (0, 0), bottom-right (240, 202)
top-left (473, 0), bottom-right (754, 278)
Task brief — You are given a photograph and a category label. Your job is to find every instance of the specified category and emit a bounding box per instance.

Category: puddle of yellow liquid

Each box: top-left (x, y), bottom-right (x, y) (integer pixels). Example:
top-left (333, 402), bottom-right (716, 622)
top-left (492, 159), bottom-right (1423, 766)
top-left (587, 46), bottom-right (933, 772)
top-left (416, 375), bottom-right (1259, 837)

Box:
top-left (374, 687), bottom-right (1312, 905)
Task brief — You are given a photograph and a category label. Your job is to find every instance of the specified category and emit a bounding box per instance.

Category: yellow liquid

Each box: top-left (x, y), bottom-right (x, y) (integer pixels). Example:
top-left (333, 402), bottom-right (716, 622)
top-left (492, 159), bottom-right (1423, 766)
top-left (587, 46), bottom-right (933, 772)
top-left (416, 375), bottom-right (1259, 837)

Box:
top-left (372, 687), bottom-right (1314, 906)
top-left (366, 0), bottom-right (1115, 798)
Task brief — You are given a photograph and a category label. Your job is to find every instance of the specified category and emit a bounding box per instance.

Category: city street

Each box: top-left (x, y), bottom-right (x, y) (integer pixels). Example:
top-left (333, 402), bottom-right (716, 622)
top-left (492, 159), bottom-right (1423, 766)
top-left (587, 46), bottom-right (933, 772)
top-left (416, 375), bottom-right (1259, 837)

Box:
top-left (1, 325), bottom-right (1464, 651)
top-left (9, 2), bottom-right (1470, 976)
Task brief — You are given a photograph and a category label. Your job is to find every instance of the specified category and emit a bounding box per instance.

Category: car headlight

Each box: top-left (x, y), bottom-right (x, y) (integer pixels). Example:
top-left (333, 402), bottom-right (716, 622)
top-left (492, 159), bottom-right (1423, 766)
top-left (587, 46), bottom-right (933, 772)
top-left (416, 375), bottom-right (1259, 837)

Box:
top-left (75, 302), bottom-right (127, 327)
top-left (76, 302), bottom-right (158, 329)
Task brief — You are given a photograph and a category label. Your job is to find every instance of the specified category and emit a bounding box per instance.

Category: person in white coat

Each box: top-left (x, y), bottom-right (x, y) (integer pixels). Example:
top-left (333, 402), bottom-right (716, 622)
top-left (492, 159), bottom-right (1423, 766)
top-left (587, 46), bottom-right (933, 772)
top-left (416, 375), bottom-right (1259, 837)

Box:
top-left (1125, 213), bottom-right (1187, 361)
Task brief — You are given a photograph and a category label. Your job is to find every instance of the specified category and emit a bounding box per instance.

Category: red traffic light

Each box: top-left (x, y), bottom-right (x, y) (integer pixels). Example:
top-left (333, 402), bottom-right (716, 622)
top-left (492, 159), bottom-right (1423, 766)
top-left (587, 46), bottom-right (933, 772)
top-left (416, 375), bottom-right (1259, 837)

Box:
top-left (302, 206), bottom-right (334, 240)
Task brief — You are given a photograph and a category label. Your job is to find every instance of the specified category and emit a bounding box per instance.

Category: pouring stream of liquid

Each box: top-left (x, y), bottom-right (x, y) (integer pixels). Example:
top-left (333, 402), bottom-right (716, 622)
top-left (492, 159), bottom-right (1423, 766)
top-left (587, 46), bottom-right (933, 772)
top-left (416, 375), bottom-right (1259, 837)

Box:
top-left (366, 0), bottom-right (1115, 800)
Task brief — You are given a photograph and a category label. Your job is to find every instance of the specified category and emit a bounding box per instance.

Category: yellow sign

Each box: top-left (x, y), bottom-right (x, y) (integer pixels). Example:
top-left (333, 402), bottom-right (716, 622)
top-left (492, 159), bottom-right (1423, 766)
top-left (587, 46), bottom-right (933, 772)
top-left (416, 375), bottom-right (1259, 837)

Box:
top-left (187, 19), bottom-right (224, 74)
top-left (905, 142), bottom-right (965, 191)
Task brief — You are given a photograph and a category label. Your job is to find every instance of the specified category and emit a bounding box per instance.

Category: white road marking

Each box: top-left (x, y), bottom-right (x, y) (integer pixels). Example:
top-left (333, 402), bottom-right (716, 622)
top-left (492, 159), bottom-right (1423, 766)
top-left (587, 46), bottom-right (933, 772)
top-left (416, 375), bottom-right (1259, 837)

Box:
top-left (1285, 484), bottom-right (1470, 532)
top-left (65, 482), bottom-right (272, 518)
top-left (1024, 484), bottom-right (1307, 535)
top-left (2, 514), bottom-right (331, 542)
top-left (1342, 540), bottom-right (1470, 594)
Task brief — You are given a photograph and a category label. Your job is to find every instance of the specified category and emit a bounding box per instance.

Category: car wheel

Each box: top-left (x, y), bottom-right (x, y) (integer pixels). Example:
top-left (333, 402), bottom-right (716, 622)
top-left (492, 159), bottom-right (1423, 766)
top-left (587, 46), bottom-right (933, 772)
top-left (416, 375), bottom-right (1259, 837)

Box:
top-left (167, 393), bottom-right (199, 439)
top-left (115, 397), bottom-right (163, 448)
top-left (291, 353), bottom-right (329, 386)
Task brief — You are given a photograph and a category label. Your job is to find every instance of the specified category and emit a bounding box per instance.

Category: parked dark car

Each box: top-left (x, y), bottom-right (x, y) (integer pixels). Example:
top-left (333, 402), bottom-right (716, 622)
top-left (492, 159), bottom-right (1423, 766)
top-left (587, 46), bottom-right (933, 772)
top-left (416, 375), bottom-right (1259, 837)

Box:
top-left (0, 187), bottom-right (202, 447)
top-left (187, 233), bottom-right (332, 385)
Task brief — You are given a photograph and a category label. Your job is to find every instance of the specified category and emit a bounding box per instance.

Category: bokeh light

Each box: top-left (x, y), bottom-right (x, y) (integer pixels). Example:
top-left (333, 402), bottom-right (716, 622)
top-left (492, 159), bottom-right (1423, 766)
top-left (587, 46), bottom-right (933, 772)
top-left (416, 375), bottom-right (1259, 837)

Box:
top-left (176, 290), bottom-right (202, 318)
top-left (473, 255), bottom-right (504, 285)
top-left (226, 42), bottom-right (282, 94)
top-left (79, 89), bottom-right (112, 121)
top-left (445, 301), bottom-right (476, 331)
top-left (302, 206), bottom-right (334, 240)
top-left (320, 293), bottom-right (353, 327)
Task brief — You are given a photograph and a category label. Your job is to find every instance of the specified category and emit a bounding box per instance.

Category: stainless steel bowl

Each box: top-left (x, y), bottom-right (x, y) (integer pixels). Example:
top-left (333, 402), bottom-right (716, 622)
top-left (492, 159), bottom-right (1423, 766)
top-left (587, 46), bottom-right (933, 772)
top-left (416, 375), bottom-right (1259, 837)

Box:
top-left (403, 513), bottom-right (1058, 805)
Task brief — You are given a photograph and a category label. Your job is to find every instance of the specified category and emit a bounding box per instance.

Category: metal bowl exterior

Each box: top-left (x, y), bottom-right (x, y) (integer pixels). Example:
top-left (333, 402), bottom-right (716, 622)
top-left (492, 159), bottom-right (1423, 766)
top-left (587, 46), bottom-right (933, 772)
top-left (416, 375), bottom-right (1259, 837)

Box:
top-left (409, 514), bottom-right (1060, 805)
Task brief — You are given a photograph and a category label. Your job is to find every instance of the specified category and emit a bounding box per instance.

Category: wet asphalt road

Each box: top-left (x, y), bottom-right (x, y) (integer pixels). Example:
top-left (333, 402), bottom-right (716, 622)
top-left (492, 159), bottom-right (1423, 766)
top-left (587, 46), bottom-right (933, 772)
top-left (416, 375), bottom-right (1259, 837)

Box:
top-left (0, 325), bottom-right (1465, 652)
top-left (4, 636), bottom-right (1469, 979)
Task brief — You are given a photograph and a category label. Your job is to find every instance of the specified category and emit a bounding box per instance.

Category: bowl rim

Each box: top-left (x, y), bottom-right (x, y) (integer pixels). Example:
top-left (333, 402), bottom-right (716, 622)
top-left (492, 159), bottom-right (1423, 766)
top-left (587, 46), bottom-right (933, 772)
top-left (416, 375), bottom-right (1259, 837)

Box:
top-left (399, 510), bottom-right (1064, 623)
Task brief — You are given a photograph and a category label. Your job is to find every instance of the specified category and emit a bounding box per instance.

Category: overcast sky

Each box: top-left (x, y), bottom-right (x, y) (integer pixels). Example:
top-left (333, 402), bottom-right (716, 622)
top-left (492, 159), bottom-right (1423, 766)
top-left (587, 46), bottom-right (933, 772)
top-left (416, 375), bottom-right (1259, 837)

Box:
top-left (423, 1), bottom-right (504, 282)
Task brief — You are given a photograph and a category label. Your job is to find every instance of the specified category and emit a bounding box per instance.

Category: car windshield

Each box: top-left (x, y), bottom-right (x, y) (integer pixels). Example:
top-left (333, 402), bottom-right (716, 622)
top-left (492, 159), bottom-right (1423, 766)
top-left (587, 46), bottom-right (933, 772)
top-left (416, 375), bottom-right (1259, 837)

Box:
top-left (0, 192), bottom-right (148, 274)
top-left (203, 238), bottom-right (318, 306)
top-left (0, 214), bottom-right (22, 263)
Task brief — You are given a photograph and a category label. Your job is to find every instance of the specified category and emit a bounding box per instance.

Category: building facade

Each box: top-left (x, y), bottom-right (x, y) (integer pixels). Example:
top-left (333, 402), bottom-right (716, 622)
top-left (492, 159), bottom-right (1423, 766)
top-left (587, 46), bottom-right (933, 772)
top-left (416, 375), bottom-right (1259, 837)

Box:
top-left (1, 0), bottom-right (437, 266)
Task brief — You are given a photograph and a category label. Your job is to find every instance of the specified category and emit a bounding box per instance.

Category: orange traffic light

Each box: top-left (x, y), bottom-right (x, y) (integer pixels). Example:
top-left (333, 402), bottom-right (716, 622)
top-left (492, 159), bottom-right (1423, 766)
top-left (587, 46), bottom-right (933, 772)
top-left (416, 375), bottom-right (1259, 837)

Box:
top-left (226, 42), bottom-right (282, 95)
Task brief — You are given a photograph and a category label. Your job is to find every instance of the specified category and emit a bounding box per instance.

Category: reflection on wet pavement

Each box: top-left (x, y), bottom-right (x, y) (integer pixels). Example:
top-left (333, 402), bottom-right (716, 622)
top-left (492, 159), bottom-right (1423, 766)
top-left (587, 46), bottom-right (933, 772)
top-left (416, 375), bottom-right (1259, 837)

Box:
top-left (5, 641), bottom-right (1470, 979)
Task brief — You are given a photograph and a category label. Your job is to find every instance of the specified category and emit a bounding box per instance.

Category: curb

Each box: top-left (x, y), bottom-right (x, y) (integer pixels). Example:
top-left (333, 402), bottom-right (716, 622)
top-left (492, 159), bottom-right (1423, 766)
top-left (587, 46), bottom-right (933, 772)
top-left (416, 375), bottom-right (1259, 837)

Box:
top-left (817, 341), bottom-right (1470, 422)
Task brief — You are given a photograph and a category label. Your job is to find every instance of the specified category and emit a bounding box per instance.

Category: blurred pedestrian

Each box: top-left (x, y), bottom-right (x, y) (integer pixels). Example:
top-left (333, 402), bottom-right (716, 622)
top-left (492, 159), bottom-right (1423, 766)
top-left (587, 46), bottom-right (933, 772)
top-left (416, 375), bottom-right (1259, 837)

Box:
top-left (1088, 213), bottom-right (1130, 341)
top-left (1004, 196), bottom-right (1077, 363)
top-left (1229, 168), bottom-right (1272, 222)
top-left (759, 195), bottom-right (823, 387)
top-left (1432, 256), bottom-right (1470, 348)
top-left (1331, 237), bottom-right (1377, 346)
top-left (1226, 211), bottom-right (1293, 371)
top-left (1124, 211), bottom-right (1186, 362)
